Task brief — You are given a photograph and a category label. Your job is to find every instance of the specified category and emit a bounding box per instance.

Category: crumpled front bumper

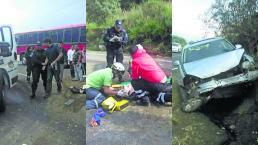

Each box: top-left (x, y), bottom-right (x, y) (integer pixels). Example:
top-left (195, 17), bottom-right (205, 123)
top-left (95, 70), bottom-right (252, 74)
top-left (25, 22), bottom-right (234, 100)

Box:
top-left (197, 70), bottom-right (258, 94)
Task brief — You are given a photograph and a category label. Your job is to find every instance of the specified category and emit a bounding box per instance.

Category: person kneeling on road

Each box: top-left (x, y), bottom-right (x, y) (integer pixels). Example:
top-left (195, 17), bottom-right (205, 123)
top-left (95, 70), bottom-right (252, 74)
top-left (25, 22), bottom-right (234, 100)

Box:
top-left (84, 62), bottom-right (128, 109)
top-left (128, 44), bottom-right (172, 106)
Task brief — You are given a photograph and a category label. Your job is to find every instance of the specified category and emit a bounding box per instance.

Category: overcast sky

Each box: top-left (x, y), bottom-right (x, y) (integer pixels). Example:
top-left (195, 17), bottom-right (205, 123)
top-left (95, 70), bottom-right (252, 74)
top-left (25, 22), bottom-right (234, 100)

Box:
top-left (172, 0), bottom-right (215, 42)
top-left (0, 0), bottom-right (86, 33)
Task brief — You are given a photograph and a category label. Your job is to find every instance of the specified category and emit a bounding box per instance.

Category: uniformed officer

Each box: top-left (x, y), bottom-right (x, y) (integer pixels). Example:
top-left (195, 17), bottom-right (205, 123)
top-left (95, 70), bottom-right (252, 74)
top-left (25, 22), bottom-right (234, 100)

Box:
top-left (103, 19), bottom-right (128, 68)
top-left (25, 46), bottom-right (34, 83)
top-left (30, 42), bottom-right (47, 99)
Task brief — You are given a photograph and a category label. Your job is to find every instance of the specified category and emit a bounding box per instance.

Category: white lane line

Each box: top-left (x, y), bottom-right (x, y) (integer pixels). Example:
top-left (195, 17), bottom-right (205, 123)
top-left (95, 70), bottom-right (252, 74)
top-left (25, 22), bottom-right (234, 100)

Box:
top-left (18, 73), bottom-right (29, 77)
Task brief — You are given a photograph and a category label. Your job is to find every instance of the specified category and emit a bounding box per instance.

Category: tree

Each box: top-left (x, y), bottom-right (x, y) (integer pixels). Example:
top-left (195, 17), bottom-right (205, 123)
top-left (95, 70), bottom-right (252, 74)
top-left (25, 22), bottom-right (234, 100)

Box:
top-left (172, 35), bottom-right (187, 47)
top-left (86, 0), bottom-right (121, 24)
top-left (206, 0), bottom-right (258, 54)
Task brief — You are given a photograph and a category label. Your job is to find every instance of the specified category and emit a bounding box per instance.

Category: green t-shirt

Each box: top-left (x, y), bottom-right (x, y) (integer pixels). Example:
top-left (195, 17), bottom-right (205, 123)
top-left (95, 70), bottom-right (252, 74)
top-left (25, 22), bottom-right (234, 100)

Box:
top-left (85, 68), bottom-right (113, 90)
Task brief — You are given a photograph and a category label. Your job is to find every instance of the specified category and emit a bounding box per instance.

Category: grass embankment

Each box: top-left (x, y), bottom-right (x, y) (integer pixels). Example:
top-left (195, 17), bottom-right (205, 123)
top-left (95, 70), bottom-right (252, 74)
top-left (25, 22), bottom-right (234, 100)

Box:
top-left (172, 71), bottom-right (227, 145)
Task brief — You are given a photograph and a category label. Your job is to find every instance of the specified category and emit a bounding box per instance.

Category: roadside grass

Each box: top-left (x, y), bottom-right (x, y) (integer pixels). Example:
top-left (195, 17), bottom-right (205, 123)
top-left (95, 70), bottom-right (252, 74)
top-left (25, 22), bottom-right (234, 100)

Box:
top-left (172, 70), bottom-right (227, 145)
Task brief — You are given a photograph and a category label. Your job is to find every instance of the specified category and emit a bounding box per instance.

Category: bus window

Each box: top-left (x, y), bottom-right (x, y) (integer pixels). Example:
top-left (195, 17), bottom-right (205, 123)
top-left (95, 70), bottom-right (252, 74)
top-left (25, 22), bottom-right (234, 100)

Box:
top-left (64, 29), bottom-right (72, 42)
top-left (28, 34), bottom-right (33, 44)
top-left (2, 26), bottom-right (13, 50)
top-left (80, 27), bottom-right (86, 43)
top-left (72, 28), bottom-right (79, 42)
top-left (0, 30), bottom-right (3, 42)
top-left (33, 33), bottom-right (38, 44)
top-left (57, 30), bottom-right (63, 42)
top-left (43, 31), bottom-right (50, 41)
top-left (50, 31), bottom-right (58, 43)
top-left (39, 32), bottom-right (43, 42)
top-left (24, 34), bottom-right (28, 44)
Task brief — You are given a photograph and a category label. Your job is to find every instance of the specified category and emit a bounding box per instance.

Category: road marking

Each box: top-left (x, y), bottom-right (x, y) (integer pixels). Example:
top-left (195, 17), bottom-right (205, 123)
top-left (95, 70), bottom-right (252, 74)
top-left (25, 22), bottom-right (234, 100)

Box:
top-left (18, 73), bottom-right (29, 77)
top-left (172, 68), bottom-right (178, 70)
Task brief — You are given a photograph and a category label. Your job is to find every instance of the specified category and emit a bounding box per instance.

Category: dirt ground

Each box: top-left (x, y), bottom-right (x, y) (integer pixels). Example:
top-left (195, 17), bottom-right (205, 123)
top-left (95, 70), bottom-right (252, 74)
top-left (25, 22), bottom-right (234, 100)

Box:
top-left (85, 51), bottom-right (172, 145)
top-left (173, 66), bottom-right (258, 145)
top-left (0, 65), bottom-right (85, 145)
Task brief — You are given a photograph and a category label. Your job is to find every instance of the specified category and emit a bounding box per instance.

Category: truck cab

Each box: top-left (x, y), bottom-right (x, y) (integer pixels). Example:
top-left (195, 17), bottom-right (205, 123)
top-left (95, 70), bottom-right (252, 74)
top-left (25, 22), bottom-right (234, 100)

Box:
top-left (0, 25), bottom-right (18, 112)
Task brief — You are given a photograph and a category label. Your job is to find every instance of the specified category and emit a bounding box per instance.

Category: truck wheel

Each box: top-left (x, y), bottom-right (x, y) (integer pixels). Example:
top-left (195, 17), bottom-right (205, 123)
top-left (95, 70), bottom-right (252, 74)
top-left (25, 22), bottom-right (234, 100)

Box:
top-left (0, 75), bottom-right (6, 112)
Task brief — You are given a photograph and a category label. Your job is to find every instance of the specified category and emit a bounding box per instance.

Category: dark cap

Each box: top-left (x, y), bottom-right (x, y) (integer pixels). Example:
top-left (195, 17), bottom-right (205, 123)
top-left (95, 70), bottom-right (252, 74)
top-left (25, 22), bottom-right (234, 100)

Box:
top-left (115, 20), bottom-right (122, 29)
top-left (128, 45), bottom-right (138, 55)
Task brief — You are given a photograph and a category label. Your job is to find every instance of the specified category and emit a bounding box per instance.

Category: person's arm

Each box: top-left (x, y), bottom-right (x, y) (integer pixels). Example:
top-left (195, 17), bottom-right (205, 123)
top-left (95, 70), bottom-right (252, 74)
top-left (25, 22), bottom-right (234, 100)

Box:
top-left (78, 52), bottom-right (82, 64)
top-left (103, 86), bottom-right (117, 96)
top-left (51, 48), bottom-right (63, 66)
top-left (42, 57), bottom-right (48, 70)
top-left (121, 30), bottom-right (128, 45)
top-left (103, 28), bottom-right (111, 43)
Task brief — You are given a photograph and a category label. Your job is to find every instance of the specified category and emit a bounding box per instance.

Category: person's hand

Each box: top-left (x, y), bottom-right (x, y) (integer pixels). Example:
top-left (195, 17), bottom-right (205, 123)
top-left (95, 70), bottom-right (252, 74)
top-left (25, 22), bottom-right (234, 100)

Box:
top-left (117, 89), bottom-right (128, 97)
top-left (42, 66), bottom-right (46, 71)
top-left (51, 61), bottom-right (56, 67)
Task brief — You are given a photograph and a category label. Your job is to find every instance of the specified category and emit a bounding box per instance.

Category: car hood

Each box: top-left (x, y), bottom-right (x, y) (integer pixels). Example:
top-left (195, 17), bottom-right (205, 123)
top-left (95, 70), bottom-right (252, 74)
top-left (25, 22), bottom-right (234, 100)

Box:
top-left (183, 49), bottom-right (245, 79)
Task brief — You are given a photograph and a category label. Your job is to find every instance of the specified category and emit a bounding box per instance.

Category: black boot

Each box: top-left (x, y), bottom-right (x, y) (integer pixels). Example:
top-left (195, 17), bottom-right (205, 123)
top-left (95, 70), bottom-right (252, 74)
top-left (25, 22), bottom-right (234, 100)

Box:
top-left (30, 93), bottom-right (36, 99)
top-left (137, 96), bottom-right (150, 106)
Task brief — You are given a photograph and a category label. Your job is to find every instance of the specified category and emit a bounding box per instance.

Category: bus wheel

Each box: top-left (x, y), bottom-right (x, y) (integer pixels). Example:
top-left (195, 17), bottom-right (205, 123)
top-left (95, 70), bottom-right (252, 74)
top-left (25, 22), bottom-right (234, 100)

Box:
top-left (0, 75), bottom-right (6, 112)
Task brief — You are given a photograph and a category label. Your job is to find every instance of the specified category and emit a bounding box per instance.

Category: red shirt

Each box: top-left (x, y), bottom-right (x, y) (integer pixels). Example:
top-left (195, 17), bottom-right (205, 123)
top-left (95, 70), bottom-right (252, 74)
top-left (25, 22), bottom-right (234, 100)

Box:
top-left (131, 45), bottom-right (166, 83)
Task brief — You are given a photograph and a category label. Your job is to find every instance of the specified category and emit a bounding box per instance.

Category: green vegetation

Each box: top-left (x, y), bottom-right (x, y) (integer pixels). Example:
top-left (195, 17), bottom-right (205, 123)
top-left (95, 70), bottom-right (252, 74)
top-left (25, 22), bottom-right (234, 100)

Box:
top-left (172, 35), bottom-right (187, 47)
top-left (206, 0), bottom-right (258, 55)
top-left (86, 0), bottom-right (172, 56)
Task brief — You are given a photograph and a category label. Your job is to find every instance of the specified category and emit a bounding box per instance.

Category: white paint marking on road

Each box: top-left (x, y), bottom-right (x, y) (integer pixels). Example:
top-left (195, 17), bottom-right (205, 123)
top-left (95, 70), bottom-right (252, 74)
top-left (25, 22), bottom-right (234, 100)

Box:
top-left (18, 73), bottom-right (28, 77)
top-left (172, 68), bottom-right (178, 70)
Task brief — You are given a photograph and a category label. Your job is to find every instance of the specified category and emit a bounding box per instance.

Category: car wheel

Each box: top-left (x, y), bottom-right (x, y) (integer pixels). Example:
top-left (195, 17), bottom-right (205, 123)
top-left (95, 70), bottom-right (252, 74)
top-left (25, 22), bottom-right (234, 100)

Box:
top-left (179, 86), bottom-right (203, 112)
top-left (0, 74), bottom-right (6, 112)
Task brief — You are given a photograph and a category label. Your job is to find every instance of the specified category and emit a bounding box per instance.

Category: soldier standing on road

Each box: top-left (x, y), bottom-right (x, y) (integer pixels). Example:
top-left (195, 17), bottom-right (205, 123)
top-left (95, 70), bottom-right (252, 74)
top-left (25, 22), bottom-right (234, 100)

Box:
top-left (30, 42), bottom-right (47, 99)
top-left (43, 39), bottom-right (63, 98)
top-left (25, 46), bottom-right (34, 83)
top-left (73, 45), bottom-right (83, 81)
top-left (58, 41), bottom-right (67, 83)
top-left (103, 19), bottom-right (128, 68)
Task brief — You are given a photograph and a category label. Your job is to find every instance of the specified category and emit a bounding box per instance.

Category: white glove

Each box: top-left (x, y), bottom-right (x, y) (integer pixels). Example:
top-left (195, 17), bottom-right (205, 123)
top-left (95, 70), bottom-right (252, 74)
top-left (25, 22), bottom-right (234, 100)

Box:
top-left (117, 89), bottom-right (128, 97)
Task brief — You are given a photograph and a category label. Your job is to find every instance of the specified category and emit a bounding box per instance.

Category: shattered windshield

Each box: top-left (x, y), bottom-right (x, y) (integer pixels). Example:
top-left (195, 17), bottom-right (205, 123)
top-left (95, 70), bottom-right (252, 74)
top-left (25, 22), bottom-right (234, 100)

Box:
top-left (183, 39), bottom-right (235, 63)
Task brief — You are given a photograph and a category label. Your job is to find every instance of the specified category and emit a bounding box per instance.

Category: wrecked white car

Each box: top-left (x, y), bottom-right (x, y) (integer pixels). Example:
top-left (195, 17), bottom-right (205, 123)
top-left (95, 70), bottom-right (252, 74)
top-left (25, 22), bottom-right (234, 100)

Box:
top-left (174, 37), bottom-right (258, 112)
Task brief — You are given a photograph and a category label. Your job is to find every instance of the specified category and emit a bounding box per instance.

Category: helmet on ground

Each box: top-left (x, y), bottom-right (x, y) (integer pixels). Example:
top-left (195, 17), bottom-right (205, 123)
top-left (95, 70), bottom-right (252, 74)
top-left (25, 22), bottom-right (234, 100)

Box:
top-left (111, 62), bottom-right (125, 72)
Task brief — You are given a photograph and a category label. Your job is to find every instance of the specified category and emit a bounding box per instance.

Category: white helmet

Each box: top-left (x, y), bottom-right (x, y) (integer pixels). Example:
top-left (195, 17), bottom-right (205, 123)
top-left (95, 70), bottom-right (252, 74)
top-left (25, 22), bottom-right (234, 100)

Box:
top-left (112, 62), bottom-right (125, 72)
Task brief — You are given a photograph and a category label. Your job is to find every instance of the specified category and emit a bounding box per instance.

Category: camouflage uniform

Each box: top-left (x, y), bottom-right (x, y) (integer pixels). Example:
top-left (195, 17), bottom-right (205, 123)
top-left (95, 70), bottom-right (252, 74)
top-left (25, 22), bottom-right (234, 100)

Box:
top-left (73, 50), bottom-right (83, 81)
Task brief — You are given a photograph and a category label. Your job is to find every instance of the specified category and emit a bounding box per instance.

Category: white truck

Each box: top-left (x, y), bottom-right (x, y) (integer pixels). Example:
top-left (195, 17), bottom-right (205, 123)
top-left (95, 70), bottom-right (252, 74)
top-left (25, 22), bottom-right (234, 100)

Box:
top-left (0, 25), bottom-right (18, 112)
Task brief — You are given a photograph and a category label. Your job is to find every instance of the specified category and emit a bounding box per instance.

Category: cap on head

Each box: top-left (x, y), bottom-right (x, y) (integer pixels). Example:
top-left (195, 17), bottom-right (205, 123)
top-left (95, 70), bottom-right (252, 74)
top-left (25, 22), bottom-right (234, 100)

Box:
top-left (128, 44), bottom-right (143, 55)
top-left (115, 19), bottom-right (122, 30)
top-left (111, 62), bottom-right (125, 72)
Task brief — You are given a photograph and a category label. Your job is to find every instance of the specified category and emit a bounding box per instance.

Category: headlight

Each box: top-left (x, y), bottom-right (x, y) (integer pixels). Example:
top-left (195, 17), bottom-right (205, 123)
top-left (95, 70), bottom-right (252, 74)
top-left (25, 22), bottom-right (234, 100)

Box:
top-left (242, 61), bottom-right (255, 70)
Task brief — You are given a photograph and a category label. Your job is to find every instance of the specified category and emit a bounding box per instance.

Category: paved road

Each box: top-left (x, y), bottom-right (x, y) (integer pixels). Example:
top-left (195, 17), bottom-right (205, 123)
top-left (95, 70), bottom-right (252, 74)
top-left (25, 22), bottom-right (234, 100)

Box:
top-left (86, 51), bottom-right (172, 145)
top-left (0, 64), bottom-right (85, 145)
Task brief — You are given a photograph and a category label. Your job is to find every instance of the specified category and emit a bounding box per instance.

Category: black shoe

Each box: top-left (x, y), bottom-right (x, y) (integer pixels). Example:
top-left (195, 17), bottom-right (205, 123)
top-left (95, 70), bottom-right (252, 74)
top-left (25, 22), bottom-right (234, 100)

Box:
top-left (137, 96), bottom-right (151, 106)
top-left (44, 94), bottom-right (50, 99)
top-left (30, 94), bottom-right (36, 99)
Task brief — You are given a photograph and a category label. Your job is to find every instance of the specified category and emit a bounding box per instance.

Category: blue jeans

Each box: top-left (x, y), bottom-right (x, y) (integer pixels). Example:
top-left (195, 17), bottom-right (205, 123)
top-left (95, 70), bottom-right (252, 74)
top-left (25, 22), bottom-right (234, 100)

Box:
top-left (85, 88), bottom-right (106, 109)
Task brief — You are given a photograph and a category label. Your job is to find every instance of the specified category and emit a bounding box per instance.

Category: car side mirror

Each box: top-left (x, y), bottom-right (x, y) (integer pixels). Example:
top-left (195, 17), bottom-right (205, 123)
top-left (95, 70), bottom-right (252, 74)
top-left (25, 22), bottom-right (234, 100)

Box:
top-left (235, 44), bottom-right (242, 49)
top-left (0, 42), bottom-right (12, 57)
top-left (174, 60), bottom-right (180, 66)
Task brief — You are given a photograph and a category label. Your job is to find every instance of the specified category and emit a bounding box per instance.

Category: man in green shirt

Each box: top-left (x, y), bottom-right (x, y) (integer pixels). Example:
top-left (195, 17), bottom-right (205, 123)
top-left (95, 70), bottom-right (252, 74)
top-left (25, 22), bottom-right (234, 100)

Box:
top-left (85, 62), bottom-right (128, 109)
